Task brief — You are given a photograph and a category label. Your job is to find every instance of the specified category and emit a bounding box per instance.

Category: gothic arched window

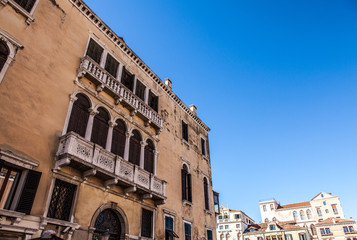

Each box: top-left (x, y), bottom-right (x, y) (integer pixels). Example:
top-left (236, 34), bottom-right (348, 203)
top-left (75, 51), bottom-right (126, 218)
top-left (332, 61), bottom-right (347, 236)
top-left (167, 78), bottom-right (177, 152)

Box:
top-left (91, 107), bottom-right (110, 148)
top-left (144, 139), bottom-right (155, 173)
top-left (111, 119), bottom-right (126, 157)
top-left (67, 94), bottom-right (91, 137)
top-left (129, 130), bottom-right (141, 166)
top-left (93, 209), bottom-right (121, 240)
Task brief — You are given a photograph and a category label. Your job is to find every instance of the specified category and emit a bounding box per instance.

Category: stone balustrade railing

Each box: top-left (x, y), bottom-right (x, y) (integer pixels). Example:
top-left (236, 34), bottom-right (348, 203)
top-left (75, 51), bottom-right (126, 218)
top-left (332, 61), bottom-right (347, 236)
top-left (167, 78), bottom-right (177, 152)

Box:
top-left (56, 132), bottom-right (166, 197)
top-left (78, 56), bottom-right (162, 129)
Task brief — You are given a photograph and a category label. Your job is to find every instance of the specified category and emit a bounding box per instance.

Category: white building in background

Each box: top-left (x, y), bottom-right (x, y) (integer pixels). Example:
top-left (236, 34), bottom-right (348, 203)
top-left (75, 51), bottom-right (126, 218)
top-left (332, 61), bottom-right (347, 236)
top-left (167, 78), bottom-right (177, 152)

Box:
top-left (259, 192), bottom-right (345, 227)
top-left (217, 206), bottom-right (255, 240)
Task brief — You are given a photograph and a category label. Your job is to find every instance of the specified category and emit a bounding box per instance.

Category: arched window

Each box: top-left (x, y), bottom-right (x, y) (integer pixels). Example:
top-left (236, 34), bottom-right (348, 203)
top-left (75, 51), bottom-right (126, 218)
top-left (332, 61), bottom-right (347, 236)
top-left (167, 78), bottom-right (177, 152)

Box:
top-left (93, 209), bottom-right (121, 240)
top-left (181, 164), bottom-right (192, 202)
top-left (111, 119), bottom-right (126, 157)
top-left (272, 217), bottom-right (276, 221)
top-left (129, 130), bottom-right (141, 166)
top-left (203, 177), bottom-right (209, 210)
top-left (306, 210), bottom-right (312, 219)
top-left (293, 211), bottom-right (298, 221)
top-left (144, 139), bottom-right (155, 173)
top-left (310, 224), bottom-right (316, 235)
top-left (0, 40), bottom-right (9, 72)
top-left (300, 210), bottom-right (306, 220)
top-left (67, 94), bottom-right (91, 137)
top-left (265, 218), bottom-right (269, 223)
top-left (91, 107), bottom-right (110, 148)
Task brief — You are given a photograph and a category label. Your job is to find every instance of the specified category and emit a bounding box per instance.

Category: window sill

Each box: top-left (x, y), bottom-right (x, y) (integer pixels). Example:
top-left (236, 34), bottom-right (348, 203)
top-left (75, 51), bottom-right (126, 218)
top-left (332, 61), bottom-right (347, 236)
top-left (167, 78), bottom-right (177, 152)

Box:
top-left (205, 209), bottom-right (213, 215)
top-left (40, 217), bottom-right (80, 229)
top-left (202, 154), bottom-right (209, 162)
top-left (181, 139), bottom-right (190, 149)
top-left (183, 200), bottom-right (192, 207)
top-left (3, 0), bottom-right (35, 24)
top-left (0, 209), bottom-right (25, 223)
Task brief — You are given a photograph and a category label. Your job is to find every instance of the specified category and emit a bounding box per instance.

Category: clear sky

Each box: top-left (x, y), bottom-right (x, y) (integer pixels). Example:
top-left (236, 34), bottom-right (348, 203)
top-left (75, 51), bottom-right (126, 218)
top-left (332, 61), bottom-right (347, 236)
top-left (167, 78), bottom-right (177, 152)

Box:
top-left (83, 0), bottom-right (357, 221)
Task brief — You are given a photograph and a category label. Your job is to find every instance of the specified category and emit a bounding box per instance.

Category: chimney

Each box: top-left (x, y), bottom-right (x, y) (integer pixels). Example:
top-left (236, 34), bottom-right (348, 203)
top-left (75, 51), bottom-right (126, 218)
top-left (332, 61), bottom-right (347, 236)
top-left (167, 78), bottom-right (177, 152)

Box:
top-left (190, 104), bottom-right (197, 115)
top-left (165, 78), bottom-right (172, 89)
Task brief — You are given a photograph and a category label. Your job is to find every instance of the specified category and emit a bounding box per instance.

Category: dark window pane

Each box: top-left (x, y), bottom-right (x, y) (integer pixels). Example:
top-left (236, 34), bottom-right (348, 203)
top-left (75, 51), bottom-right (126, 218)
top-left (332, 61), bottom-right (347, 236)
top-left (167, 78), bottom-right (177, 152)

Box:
top-left (201, 138), bottom-right (206, 155)
top-left (105, 54), bottom-right (119, 78)
top-left (91, 107), bottom-right (110, 148)
top-left (0, 40), bottom-right (9, 72)
top-left (129, 130), bottom-right (141, 166)
top-left (14, 0), bottom-right (36, 12)
top-left (182, 121), bottom-right (188, 141)
top-left (141, 209), bottom-right (153, 238)
top-left (207, 230), bottom-right (213, 240)
top-left (135, 80), bottom-right (146, 101)
top-left (86, 39), bottom-right (103, 64)
top-left (121, 67), bottom-right (134, 91)
top-left (67, 94), bottom-right (90, 137)
top-left (16, 170), bottom-right (41, 214)
top-left (47, 179), bottom-right (76, 221)
top-left (0, 166), bottom-right (21, 210)
top-left (144, 140), bottom-right (154, 173)
top-left (204, 178), bottom-right (209, 210)
top-left (184, 223), bottom-right (191, 240)
top-left (111, 120), bottom-right (126, 157)
top-left (93, 209), bottom-right (121, 240)
top-left (148, 90), bottom-right (158, 112)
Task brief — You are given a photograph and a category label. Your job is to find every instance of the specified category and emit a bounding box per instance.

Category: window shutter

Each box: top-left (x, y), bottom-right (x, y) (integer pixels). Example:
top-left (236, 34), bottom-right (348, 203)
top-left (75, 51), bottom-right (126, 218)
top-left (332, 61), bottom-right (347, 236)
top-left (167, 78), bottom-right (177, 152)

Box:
top-left (16, 170), bottom-right (41, 214)
top-left (105, 54), bottom-right (119, 78)
top-left (207, 230), bottom-right (213, 240)
top-left (111, 121), bottom-right (126, 157)
top-left (14, 0), bottom-right (36, 12)
top-left (91, 108), bottom-right (109, 148)
top-left (187, 173), bottom-right (192, 202)
top-left (181, 169), bottom-right (186, 200)
top-left (141, 209), bottom-right (153, 238)
top-left (204, 179), bottom-right (209, 210)
top-left (0, 40), bottom-right (9, 72)
top-left (144, 143), bottom-right (154, 173)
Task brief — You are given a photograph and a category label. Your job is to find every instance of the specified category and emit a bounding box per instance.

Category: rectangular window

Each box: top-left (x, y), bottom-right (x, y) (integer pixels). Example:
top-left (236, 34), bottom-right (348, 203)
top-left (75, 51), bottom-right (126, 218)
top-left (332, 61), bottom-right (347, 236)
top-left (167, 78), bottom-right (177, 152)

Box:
top-left (165, 216), bottom-right (178, 240)
top-left (263, 205), bottom-right (267, 212)
top-left (317, 208), bottom-right (322, 216)
top-left (349, 226), bottom-right (354, 232)
top-left (235, 214), bottom-right (240, 219)
top-left (225, 225), bottom-right (229, 229)
top-left (0, 163), bottom-right (41, 215)
top-left (236, 224), bottom-right (240, 228)
top-left (135, 80), bottom-right (146, 101)
top-left (86, 39), bottom-right (103, 64)
top-left (320, 228), bottom-right (326, 235)
top-left (325, 228), bottom-right (331, 234)
top-left (148, 90), bottom-right (158, 112)
top-left (47, 179), bottom-right (77, 221)
top-left (332, 204), bottom-right (338, 214)
top-left (285, 234), bottom-right (293, 240)
top-left (14, 0), bottom-right (36, 12)
top-left (219, 225), bottom-right (223, 230)
top-left (184, 222), bottom-right (192, 240)
top-left (218, 216), bottom-right (223, 219)
top-left (207, 230), bottom-right (213, 240)
top-left (182, 121), bottom-right (188, 142)
top-left (121, 67), bottom-right (134, 91)
top-left (270, 225), bottom-right (276, 230)
top-left (141, 208), bottom-right (153, 238)
top-left (344, 227), bottom-right (349, 233)
top-left (201, 138), bottom-right (206, 156)
top-left (325, 209), bottom-right (329, 214)
top-left (104, 54), bottom-right (119, 78)
top-left (299, 233), bottom-right (307, 240)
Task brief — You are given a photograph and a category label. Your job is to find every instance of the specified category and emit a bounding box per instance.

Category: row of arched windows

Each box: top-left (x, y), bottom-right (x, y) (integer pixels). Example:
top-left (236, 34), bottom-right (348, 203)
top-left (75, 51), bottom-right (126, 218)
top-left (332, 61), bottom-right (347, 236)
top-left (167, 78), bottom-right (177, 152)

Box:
top-left (293, 210), bottom-right (312, 221)
top-left (66, 93), bottom-right (156, 174)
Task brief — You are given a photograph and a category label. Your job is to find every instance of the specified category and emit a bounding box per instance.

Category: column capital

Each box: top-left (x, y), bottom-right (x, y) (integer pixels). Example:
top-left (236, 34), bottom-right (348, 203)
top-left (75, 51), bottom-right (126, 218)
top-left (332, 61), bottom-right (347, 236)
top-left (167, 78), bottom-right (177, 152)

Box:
top-left (89, 108), bottom-right (99, 116)
top-left (108, 120), bottom-right (117, 128)
top-left (125, 131), bottom-right (133, 138)
top-left (69, 94), bottom-right (78, 103)
top-left (140, 141), bottom-right (147, 147)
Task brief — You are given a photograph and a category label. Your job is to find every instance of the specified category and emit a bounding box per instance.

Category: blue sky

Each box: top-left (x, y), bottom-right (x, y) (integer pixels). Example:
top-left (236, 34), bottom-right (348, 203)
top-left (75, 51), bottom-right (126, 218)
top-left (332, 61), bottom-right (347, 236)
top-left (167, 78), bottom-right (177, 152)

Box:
top-left (83, 0), bottom-right (357, 221)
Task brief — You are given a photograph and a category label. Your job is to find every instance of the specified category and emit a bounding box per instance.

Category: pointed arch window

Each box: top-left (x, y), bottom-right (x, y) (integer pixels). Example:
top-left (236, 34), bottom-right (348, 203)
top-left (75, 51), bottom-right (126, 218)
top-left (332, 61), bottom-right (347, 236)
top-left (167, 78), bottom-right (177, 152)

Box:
top-left (306, 209), bottom-right (312, 219)
top-left (67, 94), bottom-right (91, 137)
top-left (203, 177), bottom-right (209, 210)
top-left (111, 120), bottom-right (126, 157)
top-left (91, 107), bottom-right (110, 148)
top-left (300, 210), bottom-right (306, 220)
top-left (181, 164), bottom-right (192, 202)
top-left (129, 130), bottom-right (141, 166)
top-left (293, 211), bottom-right (298, 221)
top-left (144, 139), bottom-right (155, 174)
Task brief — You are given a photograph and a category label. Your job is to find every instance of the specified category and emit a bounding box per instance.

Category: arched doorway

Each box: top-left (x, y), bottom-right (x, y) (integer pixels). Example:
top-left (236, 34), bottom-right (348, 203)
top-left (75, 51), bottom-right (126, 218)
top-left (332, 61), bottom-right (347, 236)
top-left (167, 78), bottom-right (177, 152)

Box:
top-left (90, 204), bottom-right (128, 240)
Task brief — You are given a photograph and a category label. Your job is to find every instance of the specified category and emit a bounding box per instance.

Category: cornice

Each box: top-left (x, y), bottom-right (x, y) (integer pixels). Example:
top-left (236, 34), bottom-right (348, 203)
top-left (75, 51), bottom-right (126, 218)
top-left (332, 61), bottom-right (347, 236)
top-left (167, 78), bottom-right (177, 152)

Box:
top-left (69, 0), bottom-right (210, 132)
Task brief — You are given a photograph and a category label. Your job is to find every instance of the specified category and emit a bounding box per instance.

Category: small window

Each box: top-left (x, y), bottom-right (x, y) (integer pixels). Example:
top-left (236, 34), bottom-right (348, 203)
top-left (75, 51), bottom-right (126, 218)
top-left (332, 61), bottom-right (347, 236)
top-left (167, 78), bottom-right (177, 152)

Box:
top-left (265, 218), bottom-right (269, 223)
top-left (325, 209), bottom-right (329, 214)
top-left (207, 230), bottom-right (213, 240)
top-left (104, 54), bottom-right (119, 78)
top-left (349, 226), bottom-right (354, 232)
top-left (141, 208), bottom-right (153, 238)
top-left (201, 138), bottom-right (206, 156)
top-left (270, 225), bottom-right (276, 230)
top-left (306, 210), bottom-right (312, 219)
top-left (144, 139), bottom-right (155, 174)
top-left (321, 194), bottom-right (324, 197)
top-left (218, 215), bottom-right (223, 219)
top-left (263, 205), bottom-right (267, 212)
top-left (203, 177), bottom-right (210, 210)
top-left (272, 217), bottom-right (276, 221)
top-left (323, 201), bottom-right (326, 205)
top-left (182, 121), bottom-right (188, 142)
top-left (219, 225), bottom-right (223, 230)
top-left (250, 229), bottom-right (255, 232)
top-left (121, 67), bottom-right (135, 91)
top-left (300, 210), bottom-right (306, 220)
top-left (184, 222), bottom-right (192, 240)
top-left (225, 225), bottom-right (229, 229)
top-left (148, 90), bottom-right (158, 112)
top-left (181, 165), bottom-right (192, 202)
top-left (325, 228), bottom-right (331, 234)
top-left (332, 204), bottom-right (338, 214)
top-left (47, 179), bottom-right (77, 221)
top-left (344, 226), bottom-right (349, 233)
top-left (293, 211), bottom-right (298, 220)
top-left (236, 224), bottom-right (240, 228)
top-left (135, 80), bottom-right (146, 101)
top-left (129, 130), bottom-right (142, 166)
top-left (165, 216), bottom-right (179, 240)
top-left (299, 233), bottom-right (307, 240)
top-left (67, 93), bottom-right (91, 138)
top-left (270, 204), bottom-right (274, 210)
top-left (317, 208), bottom-right (322, 217)
top-left (91, 107), bottom-right (110, 148)
top-left (86, 39), bottom-right (103, 64)
top-left (235, 214), bottom-right (240, 219)
top-left (14, 0), bottom-right (36, 12)
top-left (285, 234), bottom-right (293, 240)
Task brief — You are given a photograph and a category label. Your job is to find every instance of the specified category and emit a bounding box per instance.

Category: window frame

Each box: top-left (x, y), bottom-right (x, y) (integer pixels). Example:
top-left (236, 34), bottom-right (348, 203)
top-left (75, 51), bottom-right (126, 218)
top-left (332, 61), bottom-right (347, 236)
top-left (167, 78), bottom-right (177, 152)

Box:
top-left (181, 120), bottom-right (189, 142)
top-left (184, 221), bottom-right (192, 240)
top-left (164, 215), bottom-right (179, 240)
top-left (141, 208), bottom-right (154, 238)
top-left (3, 0), bottom-right (40, 24)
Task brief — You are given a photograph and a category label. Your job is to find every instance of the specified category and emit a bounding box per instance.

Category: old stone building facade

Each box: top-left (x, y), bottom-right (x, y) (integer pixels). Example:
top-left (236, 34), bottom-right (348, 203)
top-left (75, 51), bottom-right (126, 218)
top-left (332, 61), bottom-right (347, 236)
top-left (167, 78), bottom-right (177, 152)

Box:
top-left (0, 0), bottom-right (218, 239)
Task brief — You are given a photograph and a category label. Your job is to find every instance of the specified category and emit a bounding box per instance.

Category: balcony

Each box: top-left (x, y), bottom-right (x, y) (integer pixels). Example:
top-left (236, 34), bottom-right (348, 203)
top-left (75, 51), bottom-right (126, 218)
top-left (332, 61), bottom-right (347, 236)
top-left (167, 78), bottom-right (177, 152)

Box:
top-left (55, 132), bottom-right (166, 204)
top-left (77, 56), bottom-right (162, 131)
top-left (345, 231), bottom-right (356, 235)
top-left (321, 233), bottom-right (333, 236)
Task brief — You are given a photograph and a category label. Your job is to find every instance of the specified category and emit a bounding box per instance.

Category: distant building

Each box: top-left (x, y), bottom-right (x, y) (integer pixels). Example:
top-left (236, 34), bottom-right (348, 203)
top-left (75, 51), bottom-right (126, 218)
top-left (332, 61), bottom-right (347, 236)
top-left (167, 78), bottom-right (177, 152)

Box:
top-left (216, 206), bottom-right (255, 240)
top-left (259, 192), bottom-right (345, 227)
top-left (243, 221), bottom-right (311, 240)
top-left (315, 217), bottom-right (357, 240)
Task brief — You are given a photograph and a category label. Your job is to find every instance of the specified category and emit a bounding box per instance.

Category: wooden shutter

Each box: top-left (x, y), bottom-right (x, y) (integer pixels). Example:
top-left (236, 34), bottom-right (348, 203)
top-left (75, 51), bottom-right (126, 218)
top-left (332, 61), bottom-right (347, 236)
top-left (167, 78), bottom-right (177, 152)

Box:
top-left (111, 120), bottom-right (126, 157)
top-left (148, 90), bottom-right (158, 112)
top-left (184, 223), bottom-right (191, 240)
top-left (144, 141), bottom-right (154, 173)
top-left (129, 131), bottom-right (141, 166)
top-left (105, 54), bottom-right (119, 78)
top-left (0, 40), bottom-right (9, 71)
top-left (86, 39), bottom-right (103, 64)
top-left (201, 138), bottom-right (206, 155)
top-left (91, 108), bottom-right (109, 148)
top-left (182, 121), bottom-right (188, 141)
top-left (187, 173), bottom-right (192, 202)
top-left (204, 178), bottom-right (209, 210)
top-left (121, 67), bottom-right (134, 91)
top-left (67, 94), bottom-right (90, 137)
top-left (135, 80), bottom-right (146, 101)
top-left (14, 0), bottom-right (36, 12)
top-left (141, 209), bottom-right (153, 238)
top-left (181, 169), bottom-right (186, 200)
top-left (207, 230), bottom-right (213, 240)
top-left (16, 170), bottom-right (41, 214)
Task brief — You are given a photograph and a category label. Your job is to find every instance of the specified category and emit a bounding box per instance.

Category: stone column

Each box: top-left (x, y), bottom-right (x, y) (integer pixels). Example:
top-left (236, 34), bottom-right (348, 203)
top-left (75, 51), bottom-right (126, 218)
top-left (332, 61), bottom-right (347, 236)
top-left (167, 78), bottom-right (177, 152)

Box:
top-left (144, 87), bottom-right (149, 104)
top-left (105, 121), bottom-right (117, 151)
top-left (153, 150), bottom-right (159, 175)
top-left (61, 95), bottom-right (78, 135)
top-left (123, 132), bottom-right (132, 161)
top-left (85, 109), bottom-right (98, 141)
top-left (139, 141), bottom-right (147, 169)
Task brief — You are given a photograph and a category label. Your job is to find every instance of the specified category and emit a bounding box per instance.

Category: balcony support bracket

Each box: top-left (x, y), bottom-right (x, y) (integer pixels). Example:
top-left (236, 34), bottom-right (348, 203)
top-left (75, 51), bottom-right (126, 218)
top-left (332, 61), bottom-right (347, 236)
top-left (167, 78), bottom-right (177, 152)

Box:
top-left (83, 169), bottom-right (97, 180)
top-left (104, 178), bottom-right (118, 189)
top-left (124, 186), bottom-right (136, 195)
top-left (55, 158), bottom-right (71, 170)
